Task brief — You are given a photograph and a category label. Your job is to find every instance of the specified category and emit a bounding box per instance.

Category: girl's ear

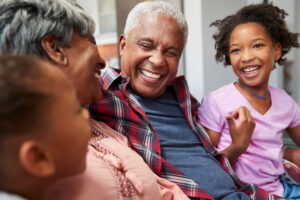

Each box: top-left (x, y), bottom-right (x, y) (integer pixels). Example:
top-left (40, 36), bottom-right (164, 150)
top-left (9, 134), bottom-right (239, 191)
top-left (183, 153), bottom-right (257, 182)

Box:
top-left (41, 35), bottom-right (68, 66)
top-left (19, 141), bottom-right (55, 178)
top-left (119, 35), bottom-right (126, 56)
top-left (274, 42), bottom-right (282, 61)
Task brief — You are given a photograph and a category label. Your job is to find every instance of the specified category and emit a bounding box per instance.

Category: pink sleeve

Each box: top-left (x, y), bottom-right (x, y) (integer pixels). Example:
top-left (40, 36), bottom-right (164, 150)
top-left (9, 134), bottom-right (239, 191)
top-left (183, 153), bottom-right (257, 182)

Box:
top-left (289, 97), bottom-right (300, 128)
top-left (197, 93), bottom-right (224, 133)
top-left (103, 138), bottom-right (189, 200)
top-left (49, 136), bottom-right (189, 200)
top-left (48, 146), bottom-right (127, 200)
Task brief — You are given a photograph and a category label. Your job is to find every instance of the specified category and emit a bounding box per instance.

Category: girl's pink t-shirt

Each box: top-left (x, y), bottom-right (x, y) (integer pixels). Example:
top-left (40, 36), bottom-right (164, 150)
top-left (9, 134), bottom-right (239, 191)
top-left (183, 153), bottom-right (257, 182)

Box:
top-left (198, 82), bottom-right (300, 196)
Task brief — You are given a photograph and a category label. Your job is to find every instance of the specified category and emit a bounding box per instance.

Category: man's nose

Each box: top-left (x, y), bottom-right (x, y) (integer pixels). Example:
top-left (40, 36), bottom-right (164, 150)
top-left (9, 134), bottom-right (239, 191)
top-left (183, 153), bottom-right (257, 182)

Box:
top-left (149, 51), bottom-right (166, 67)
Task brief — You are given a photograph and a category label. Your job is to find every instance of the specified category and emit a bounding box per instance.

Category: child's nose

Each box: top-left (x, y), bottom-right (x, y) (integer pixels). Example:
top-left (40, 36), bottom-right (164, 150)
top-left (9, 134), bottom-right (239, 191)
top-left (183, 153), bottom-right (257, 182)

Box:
top-left (241, 49), bottom-right (254, 62)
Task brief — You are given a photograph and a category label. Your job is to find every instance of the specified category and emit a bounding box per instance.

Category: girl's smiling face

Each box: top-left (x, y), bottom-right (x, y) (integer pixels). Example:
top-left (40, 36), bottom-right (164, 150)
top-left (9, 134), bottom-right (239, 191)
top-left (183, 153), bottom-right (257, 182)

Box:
top-left (229, 22), bottom-right (282, 89)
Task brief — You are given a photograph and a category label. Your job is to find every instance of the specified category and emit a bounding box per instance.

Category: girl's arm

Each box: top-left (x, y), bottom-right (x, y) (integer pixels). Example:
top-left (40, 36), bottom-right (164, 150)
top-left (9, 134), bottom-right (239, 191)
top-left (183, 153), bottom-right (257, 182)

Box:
top-left (285, 125), bottom-right (300, 167)
top-left (205, 127), bottom-right (247, 165)
top-left (204, 128), bottom-right (220, 148)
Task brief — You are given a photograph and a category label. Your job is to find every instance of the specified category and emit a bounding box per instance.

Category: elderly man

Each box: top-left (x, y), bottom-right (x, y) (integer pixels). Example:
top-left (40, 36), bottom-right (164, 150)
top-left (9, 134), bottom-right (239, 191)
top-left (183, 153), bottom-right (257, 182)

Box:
top-left (0, 0), bottom-right (189, 199)
top-left (89, 1), bottom-right (280, 200)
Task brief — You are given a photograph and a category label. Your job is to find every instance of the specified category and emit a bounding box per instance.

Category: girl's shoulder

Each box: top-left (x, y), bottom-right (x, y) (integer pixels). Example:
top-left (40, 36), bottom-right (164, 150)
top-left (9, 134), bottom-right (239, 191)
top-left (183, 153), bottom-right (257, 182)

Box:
top-left (204, 82), bottom-right (237, 100)
top-left (269, 86), bottom-right (295, 102)
top-left (269, 86), bottom-right (300, 113)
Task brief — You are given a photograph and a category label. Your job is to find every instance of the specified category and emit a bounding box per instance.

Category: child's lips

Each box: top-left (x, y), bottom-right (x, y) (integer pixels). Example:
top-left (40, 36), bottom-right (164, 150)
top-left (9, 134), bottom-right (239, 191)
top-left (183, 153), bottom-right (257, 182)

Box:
top-left (241, 65), bottom-right (260, 77)
top-left (241, 65), bottom-right (260, 73)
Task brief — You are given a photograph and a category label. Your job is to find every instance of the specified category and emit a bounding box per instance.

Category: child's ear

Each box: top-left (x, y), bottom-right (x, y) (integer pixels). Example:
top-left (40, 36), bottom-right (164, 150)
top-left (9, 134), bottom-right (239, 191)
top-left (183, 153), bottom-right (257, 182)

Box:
top-left (274, 42), bottom-right (282, 61)
top-left (19, 141), bottom-right (55, 178)
top-left (41, 35), bottom-right (68, 66)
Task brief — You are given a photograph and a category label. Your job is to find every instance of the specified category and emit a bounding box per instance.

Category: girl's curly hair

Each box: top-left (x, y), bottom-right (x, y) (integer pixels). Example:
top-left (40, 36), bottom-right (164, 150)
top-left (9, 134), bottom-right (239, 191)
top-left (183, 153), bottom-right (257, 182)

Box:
top-left (211, 3), bottom-right (299, 66)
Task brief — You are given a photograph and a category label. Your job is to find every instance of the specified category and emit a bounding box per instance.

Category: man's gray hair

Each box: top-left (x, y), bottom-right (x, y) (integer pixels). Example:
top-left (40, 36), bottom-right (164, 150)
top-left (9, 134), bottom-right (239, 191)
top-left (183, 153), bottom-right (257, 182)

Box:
top-left (0, 0), bottom-right (95, 56)
top-left (124, 1), bottom-right (188, 45)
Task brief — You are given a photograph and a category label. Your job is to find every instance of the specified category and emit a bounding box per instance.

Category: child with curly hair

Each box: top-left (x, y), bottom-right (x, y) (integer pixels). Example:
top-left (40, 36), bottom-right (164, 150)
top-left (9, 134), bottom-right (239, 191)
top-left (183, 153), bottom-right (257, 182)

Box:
top-left (198, 3), bottom-right (300, 199)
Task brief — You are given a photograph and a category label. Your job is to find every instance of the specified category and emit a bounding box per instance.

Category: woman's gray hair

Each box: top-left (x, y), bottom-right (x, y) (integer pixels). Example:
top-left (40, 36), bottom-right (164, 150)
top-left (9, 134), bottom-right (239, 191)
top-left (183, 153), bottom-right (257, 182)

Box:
top-left (124, 1), bottom-right (188, 45)
top-left (0, 0), bottom-right (95, 56)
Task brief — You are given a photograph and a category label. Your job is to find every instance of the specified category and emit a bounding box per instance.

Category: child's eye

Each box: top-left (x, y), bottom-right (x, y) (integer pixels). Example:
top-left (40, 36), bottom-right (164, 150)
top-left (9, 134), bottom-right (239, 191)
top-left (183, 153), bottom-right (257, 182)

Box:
top-left (253, 43), bottom-right (264, 49)
top-left (230, 48), bottom-right (240, 54)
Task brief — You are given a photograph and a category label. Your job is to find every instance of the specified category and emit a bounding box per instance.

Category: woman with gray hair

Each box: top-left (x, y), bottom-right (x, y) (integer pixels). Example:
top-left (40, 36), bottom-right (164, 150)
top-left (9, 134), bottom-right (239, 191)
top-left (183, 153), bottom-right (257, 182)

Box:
top-left (0, 0), bottom-right (189, 199)
top-left (0, 0), bottom-right (104, 105)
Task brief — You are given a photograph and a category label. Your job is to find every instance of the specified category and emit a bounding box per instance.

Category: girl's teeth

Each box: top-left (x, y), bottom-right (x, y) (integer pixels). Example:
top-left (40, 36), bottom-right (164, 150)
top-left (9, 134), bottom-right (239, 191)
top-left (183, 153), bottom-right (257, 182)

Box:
top-left (243, 66), bottom-right (259, 73)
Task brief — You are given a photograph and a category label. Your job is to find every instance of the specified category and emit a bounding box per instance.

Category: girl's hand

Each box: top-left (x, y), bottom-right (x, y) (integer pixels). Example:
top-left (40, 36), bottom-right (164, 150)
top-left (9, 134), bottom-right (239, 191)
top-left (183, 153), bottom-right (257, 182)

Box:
top-left (221, 106), bottom-right (255, 165)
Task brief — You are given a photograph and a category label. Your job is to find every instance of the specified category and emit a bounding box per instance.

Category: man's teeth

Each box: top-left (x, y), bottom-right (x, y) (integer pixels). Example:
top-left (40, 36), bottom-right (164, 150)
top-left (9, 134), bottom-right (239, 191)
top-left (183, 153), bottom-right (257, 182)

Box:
top-left (243, 66), bottom-right (259, 73)
top-left (141, 69), bottom-right (160, 79)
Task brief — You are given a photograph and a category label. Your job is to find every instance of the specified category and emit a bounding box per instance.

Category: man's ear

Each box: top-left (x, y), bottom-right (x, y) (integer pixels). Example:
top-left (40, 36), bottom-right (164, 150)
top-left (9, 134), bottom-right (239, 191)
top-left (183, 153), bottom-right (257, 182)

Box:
top-left (41, 35), bottom-right (68, 66)
top-left (274, 42), bottom-right (282, 61)
top-left (119, 35), bottom-right (126, 56)
top-left (19, 141), bottom-right (55, 178)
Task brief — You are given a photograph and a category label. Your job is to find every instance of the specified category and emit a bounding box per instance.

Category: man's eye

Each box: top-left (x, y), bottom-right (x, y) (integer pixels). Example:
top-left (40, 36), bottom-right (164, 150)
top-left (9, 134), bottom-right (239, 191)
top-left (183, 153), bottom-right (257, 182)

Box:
top-left (165, 50), bottom-right (178, 57)
top-left (139, 43), bottom-right (152, 49)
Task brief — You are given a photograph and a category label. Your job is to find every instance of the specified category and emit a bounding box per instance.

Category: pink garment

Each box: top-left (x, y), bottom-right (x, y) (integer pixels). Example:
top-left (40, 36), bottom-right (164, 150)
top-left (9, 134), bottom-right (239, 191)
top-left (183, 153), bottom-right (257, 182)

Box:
top-left (198, 82), bottom-right (300, 196)
top-left (48, 120), bottom-right (189, 200)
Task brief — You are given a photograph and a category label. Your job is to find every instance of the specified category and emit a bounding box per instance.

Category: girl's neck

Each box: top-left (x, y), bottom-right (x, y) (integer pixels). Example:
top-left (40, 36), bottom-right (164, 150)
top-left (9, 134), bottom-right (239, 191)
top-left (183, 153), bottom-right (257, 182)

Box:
top-left (234, 80), bottom-right (272, 115)
top-left (237, 79), bottom-right (269, 99)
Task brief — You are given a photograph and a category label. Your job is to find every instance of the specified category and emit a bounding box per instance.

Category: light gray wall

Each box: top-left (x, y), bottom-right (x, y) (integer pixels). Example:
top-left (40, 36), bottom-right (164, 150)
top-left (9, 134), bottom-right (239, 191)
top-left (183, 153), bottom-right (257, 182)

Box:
top-left (202, 0), bottom-right (247, 95)
top-left (77, 0), bottom-right (100, 34)
top-left (184, 0), bottom-right (204, 100)
top-left (115, 0), bottom-right (141, 38)
top-left (271, 0), bottom-right (300, 104)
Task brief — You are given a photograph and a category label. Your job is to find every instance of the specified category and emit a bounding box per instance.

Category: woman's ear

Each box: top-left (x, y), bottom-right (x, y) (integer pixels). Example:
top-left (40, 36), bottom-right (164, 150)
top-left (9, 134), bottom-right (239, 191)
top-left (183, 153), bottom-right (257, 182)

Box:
top-left (274, 42), bottom-right (282, 61)
top-left (119, 35), bottom-right (126, 56)
top-left (41, 35), bottom-right (68, 66)
top-left (19, 141), bottom-right (55, 178)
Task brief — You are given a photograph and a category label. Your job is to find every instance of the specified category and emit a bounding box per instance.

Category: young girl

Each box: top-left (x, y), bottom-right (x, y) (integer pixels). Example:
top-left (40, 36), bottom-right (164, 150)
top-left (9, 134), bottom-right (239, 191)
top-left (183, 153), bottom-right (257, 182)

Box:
top-left (198, 3), bottom-right (300, 199)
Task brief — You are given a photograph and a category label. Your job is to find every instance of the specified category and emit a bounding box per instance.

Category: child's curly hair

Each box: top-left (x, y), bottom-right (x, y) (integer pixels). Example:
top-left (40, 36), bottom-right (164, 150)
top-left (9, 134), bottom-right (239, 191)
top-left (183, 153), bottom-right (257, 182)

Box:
top-left (211, 3), bottom-right (299, 66)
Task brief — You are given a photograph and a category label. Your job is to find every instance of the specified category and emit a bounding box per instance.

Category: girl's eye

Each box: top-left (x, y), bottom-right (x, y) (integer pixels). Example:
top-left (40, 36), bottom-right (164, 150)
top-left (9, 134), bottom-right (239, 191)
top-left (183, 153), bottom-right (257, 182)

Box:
top-left (254, 43), bottom-right (264, 49)
top-left (230, 48), bottom-right (240, 54)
